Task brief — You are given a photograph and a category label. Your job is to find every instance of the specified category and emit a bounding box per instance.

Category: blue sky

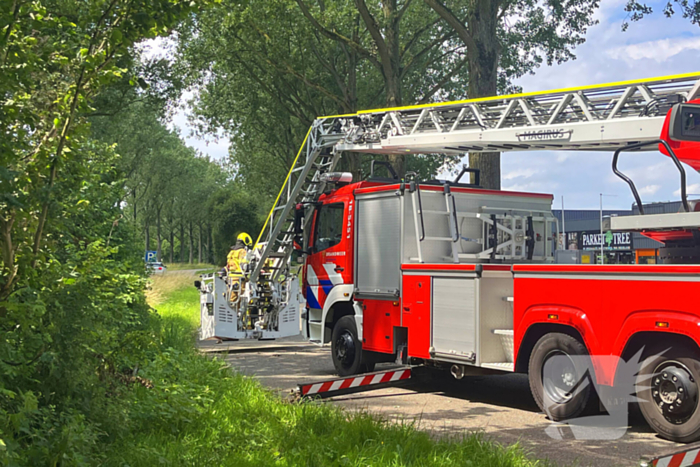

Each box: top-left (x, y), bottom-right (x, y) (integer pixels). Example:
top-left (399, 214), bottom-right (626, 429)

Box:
top-left (166, 0), bottom-right (700, 210)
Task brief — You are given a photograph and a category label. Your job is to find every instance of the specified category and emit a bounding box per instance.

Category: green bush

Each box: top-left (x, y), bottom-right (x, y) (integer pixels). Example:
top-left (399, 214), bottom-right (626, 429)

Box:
top-left (2, 268), bottom-right (546, 467)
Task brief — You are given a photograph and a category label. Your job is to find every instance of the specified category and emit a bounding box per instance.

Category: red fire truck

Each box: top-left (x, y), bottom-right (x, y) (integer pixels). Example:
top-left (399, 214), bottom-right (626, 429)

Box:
top-left (200, 72), bottom-right (700, 442)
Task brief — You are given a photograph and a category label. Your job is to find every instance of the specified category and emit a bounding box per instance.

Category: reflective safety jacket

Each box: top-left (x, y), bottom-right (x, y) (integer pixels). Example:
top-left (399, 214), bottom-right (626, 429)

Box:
top-left (227, 248), bottom-right (248, 274)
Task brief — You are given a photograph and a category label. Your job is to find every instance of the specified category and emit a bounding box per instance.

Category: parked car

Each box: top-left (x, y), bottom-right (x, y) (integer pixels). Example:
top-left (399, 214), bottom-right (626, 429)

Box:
top-left (147, 261), bottom-right (167, 275)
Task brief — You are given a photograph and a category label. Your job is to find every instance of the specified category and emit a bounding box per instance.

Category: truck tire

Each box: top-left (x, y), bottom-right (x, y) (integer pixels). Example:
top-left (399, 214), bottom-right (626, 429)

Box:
top-left (528, 332), bottom-right (595, 421)
top-left (331, 316), bottom-right (374, 376)
top-left (636, 345), bottom-right (700, 443)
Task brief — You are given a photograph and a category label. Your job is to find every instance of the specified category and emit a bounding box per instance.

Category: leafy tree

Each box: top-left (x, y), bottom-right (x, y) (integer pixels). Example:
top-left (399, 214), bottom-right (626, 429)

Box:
top-left (422, 0), bottom-right (600, 188)
top-left (207, 186), bottom-right (261, 264)
top-left (623, 0), bottom-right (700, 27)
top-left (177, 0), bottom-right (599, 193)
top-left (0, 0), bottom-right (219, 462)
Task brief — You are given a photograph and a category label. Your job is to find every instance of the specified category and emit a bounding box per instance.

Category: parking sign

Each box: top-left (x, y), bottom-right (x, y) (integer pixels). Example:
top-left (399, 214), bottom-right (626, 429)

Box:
top-left (145, 250), bottom-right (157, 262)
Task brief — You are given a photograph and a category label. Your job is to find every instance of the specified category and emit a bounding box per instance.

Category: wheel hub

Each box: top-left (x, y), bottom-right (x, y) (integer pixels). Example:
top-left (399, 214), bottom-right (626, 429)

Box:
top-left (542, 350), bottom-right (579, 403)
top-left (652, 362), bottom-right (698, 423)
top-left (335, 331), bottom-right (355, 368)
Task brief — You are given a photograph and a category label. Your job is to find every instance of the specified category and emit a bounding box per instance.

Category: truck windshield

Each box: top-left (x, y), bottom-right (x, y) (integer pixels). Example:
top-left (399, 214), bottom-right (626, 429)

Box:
top-left (313, 203), bottom-right (344, 252)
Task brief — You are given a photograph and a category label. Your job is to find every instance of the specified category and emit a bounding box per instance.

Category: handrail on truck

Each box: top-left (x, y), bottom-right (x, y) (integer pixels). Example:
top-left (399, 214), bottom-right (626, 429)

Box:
top-left (407, 173), bottom-right (426, 242)
top-left (612, 139), bottom-right (690, 215)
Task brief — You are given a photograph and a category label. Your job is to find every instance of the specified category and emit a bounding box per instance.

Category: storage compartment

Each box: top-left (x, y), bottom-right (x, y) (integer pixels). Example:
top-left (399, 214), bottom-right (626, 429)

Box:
top-left (361, 299), bottom-right (400, 353)
top-left (355, 193), bottom-right (401, 297)
top-left (431, 277), bottom-right (478, 360)
top-left (478, 269), bottom-right (515, 364)
top-left (401, 274), bottom-right (431, 359)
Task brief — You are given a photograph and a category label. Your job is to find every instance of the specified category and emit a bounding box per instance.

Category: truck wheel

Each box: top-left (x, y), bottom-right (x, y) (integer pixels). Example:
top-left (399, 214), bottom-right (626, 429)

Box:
top-left (636, 345), bottom-right (700, 443)
top-left (331, 316), bottom-right (373, 376)
top-left (528, 332), bottom-right (595, 421)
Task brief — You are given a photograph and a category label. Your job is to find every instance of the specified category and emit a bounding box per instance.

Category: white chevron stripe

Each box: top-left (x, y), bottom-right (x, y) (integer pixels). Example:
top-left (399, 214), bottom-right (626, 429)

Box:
top-left (680, 449), bottom-right (700, 467)
top-left (329, 379), bottom-right (344, 391)
top-left (349, 377), bottom-right (364, 388)
top-left (307, 265), bottom-right (318, 286)
top-left (370, 373), bottom-right (384, 384)
top-left (322, 263), bottom-right (344, 285)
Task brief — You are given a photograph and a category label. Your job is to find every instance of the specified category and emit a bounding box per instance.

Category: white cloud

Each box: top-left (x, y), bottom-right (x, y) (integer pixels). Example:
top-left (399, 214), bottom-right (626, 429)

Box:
top-left (503, 181), bottom-right (559, 192)
top-left (503, 168), bottom-right (538, 180)
top-left (607, 36), bottom-right (700, 63)
top-left (639, 184), bottom-right (661, 196)
top-left (675, 183), bottom-right (700, 198)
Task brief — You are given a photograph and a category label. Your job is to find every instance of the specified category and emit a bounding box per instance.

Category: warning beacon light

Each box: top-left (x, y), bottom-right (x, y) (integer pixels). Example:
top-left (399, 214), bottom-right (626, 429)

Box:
top-left (319, 172), bottom-right (353, 184)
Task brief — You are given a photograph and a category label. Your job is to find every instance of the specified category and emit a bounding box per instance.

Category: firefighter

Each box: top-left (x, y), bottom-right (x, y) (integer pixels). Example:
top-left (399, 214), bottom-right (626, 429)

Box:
top-left (226, 233), bottom-right (252, 303)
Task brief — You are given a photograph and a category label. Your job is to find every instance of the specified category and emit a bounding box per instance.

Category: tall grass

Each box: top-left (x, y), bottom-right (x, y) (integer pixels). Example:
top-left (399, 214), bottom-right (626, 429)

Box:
top-left (106, 273), bottom-right (549, 467)
top-left (164, 262), bottom-right (216, 271)
top-left (146, 271), bottom-right (201, 308)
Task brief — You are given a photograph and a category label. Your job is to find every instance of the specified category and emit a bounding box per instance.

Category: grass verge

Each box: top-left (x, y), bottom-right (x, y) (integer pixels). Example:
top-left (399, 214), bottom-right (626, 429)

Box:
top-left (107, 273), bottom-right (549, 467)
top-left (164, 262), bottom-right (216, 271)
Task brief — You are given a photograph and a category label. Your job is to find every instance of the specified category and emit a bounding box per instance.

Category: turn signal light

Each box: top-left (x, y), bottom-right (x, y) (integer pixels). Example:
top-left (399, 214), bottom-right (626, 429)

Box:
top-left (656, 321), bottom-right (670, 328)
top-left (548, 314), bottom-right (559, 320)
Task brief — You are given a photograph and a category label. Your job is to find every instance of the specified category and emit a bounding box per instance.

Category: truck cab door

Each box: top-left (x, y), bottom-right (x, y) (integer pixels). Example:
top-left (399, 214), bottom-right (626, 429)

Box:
top-left (305, 201), bottom-right (352, 310)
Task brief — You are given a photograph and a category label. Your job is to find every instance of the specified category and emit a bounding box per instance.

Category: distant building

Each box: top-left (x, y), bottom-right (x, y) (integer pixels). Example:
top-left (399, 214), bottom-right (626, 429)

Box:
top-left (551, 201), bottom-right (684, 264)
top-left (552, 209), bottom-right (638, 264)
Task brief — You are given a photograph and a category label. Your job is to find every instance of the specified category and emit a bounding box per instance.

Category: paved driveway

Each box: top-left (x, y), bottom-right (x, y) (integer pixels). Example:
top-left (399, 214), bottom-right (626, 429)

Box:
top-left (199, 337), bottom-right (686, 467)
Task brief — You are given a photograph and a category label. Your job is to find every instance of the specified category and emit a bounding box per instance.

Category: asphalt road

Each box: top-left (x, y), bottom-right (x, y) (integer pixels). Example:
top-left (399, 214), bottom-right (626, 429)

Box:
top-left (198, 336), bottom-right (687, 467)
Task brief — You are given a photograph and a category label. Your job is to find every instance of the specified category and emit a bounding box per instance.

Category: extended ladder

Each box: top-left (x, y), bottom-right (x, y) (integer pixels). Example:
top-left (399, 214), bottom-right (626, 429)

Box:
top-left (336, 72), bottom-right (700, 154)
top-left (249, 119), bottom-right (343, 284)
top-left (250, 72), bottom-right (700, 284)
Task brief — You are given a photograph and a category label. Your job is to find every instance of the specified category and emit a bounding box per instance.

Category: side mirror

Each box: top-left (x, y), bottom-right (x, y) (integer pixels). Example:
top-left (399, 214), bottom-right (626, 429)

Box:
top-left (194, 280), bottom-right (201, 289)
top-left (293, 203), bottom-right (304, 235)
top-left (293, 239), bottom-right (310, 255)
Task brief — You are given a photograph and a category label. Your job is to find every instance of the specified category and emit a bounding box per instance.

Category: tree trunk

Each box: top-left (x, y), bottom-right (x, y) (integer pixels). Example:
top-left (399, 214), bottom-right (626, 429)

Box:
top-left (133, 188), bottom-right (137, 222)
top-left (466, 0), bottom-right (501, 189)
top-left (211, 226), bottom-right (217, 265)
top-left (144, 218), bottom-right (150, 252)
top-left (156, 206), bottom-right (162, 262)
top-left (188, 221), bottom-right (194, 264)
top-left (206, 225), bottom-right (212, 264)
top-left (169, 228), bottom-right (174, 263)
top-left (180, 220), bottom-right (185, 263)
top-left (198, 223), bottom-right (203, 264)
top-left (355, 0), bottom-right (405, 177)
top-left (382, 0), bottom-right (402, 108)
top-left (424, 0), bottom-right (502, 189)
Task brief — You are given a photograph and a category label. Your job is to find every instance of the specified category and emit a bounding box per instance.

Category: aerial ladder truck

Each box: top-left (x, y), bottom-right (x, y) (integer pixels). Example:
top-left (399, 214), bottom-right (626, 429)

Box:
top-left (198, 71), bottom-right (700, 442)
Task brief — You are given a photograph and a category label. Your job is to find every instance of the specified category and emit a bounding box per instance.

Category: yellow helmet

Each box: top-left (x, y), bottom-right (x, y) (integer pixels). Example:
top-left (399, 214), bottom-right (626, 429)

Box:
top-left (237, 232), bottom-right (253, 247)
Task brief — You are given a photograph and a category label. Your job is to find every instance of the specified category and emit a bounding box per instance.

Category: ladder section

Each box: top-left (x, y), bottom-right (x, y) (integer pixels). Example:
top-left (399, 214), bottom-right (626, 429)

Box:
top-left (250, 119), bottom-right (343, 284)
top-left (335, 72), bottom-right (700, 154)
